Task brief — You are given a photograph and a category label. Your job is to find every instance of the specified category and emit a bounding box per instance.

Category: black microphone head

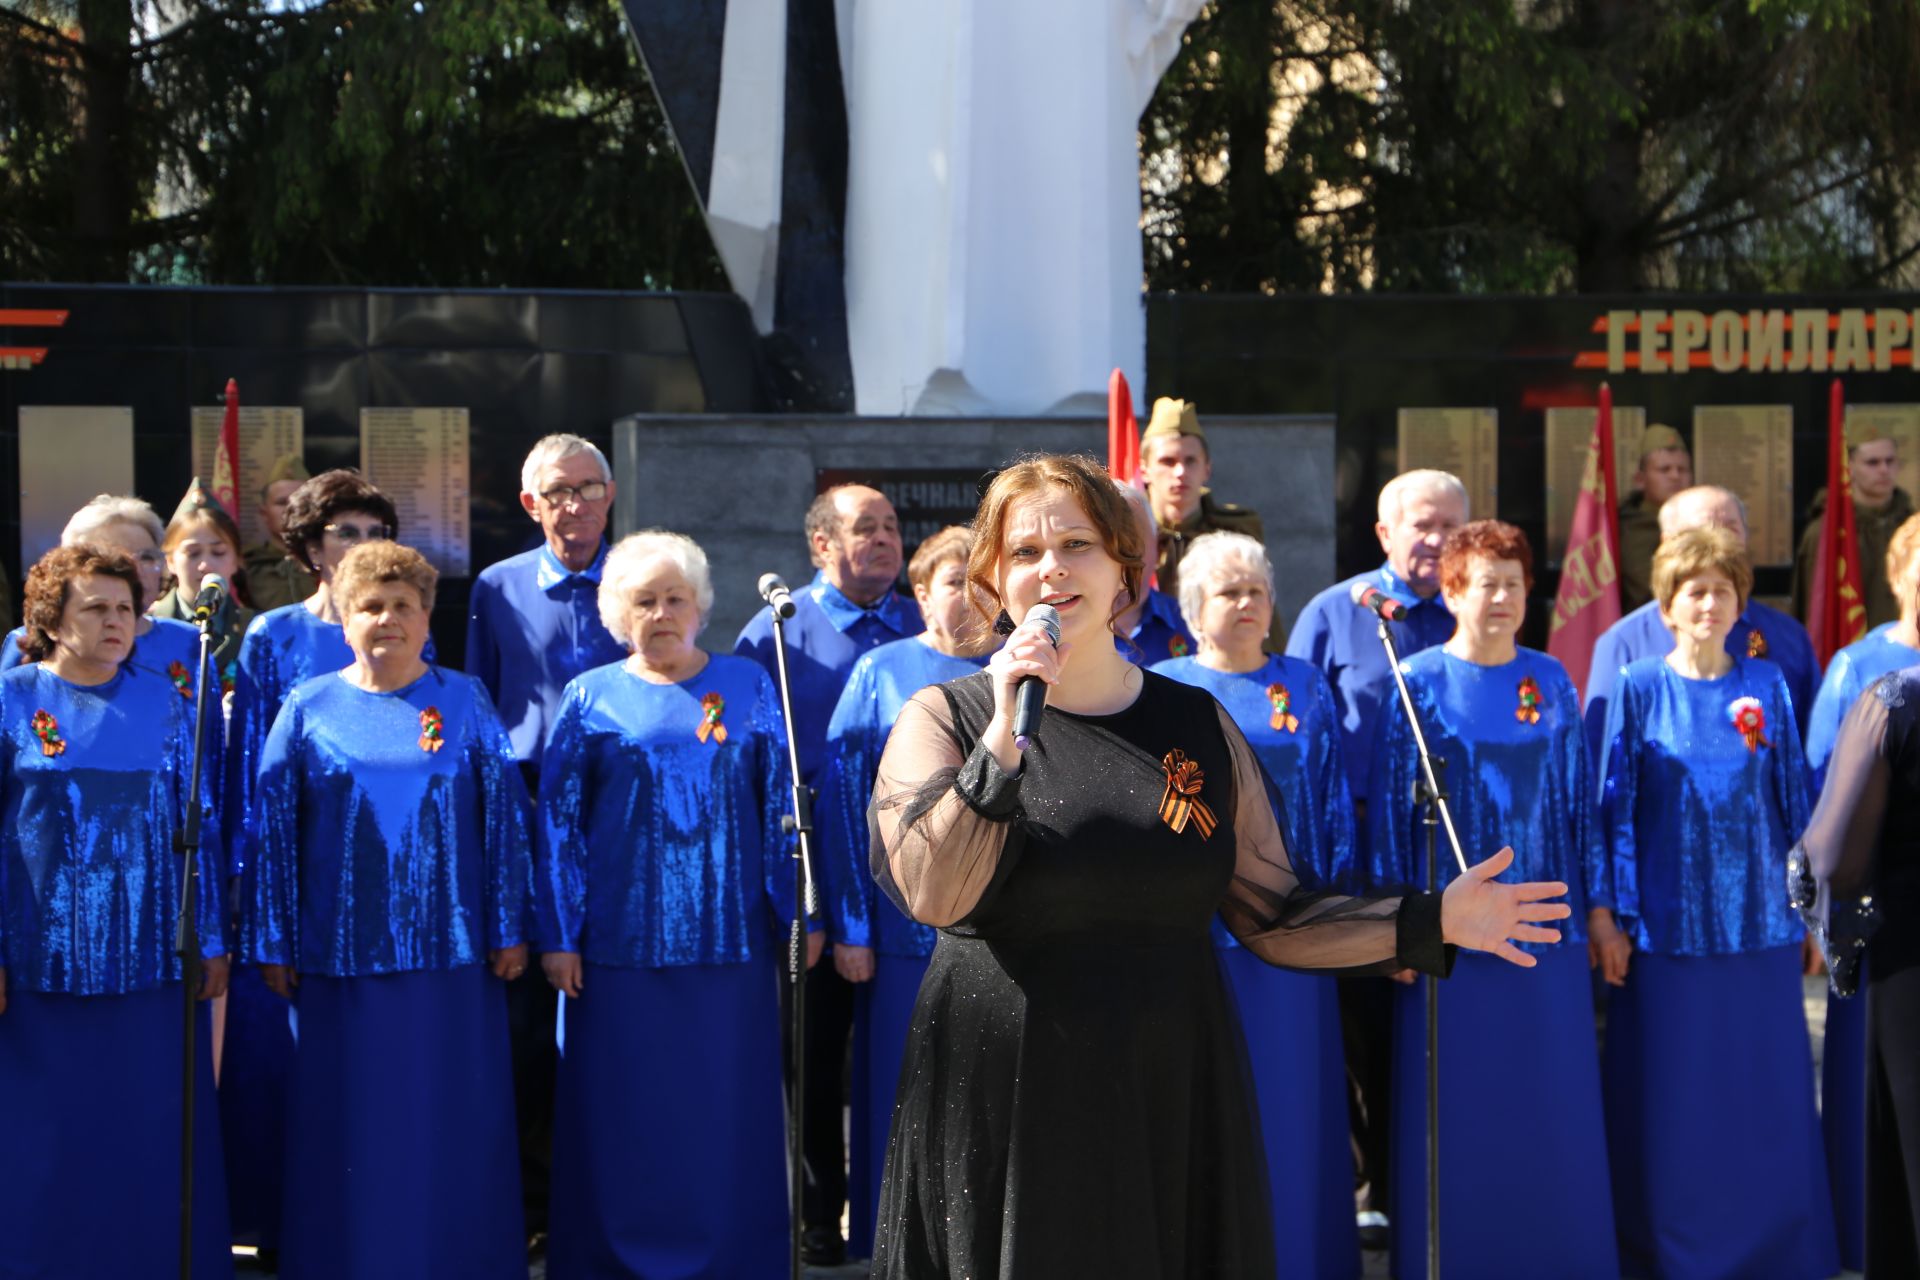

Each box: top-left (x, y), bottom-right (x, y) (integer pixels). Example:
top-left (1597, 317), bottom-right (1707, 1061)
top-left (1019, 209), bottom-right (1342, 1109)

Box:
top-left (1024, 602), bottom-right (1062, 646)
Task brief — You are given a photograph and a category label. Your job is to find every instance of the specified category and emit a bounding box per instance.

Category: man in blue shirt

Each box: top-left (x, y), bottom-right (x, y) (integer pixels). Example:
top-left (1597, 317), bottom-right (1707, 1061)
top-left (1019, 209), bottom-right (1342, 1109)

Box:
top-left (735, 482), bottom-right (921, 1267)
top-left (1583, 484), bottom-right (1818, 767)
top-left (1286, 467), bottom-right (1466, 1247)
top-left (464, 432), bottom-right (628, 1252)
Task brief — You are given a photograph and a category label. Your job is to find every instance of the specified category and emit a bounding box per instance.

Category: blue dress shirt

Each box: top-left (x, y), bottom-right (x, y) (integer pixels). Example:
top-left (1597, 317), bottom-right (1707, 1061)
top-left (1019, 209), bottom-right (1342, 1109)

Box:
top-left (1120, 588), bottom-right (1197, 666)
top-left (1582, 599), bottom-right (1817, 768)
top-left (1285, 564), bottom-right (1455, 803)
top-left (465, 542), bottom-right (629, 768)
top-left (1805, 623), bottom-right (1920, 789)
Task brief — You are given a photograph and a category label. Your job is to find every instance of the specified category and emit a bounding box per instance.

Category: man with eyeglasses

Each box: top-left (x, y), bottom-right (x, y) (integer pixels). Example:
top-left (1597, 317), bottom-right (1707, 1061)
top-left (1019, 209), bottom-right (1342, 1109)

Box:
top-left (463, 432), bottom-right (627, 1256)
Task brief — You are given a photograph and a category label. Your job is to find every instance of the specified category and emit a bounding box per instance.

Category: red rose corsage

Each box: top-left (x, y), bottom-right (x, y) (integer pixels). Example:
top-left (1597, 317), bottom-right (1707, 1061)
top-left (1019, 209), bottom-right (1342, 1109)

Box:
top-left (1157, 749), bottom-right (1217, 839)
top-left (1266, 683), bottom-right (1300, 733)
top-left (419, 706), bottom-right (445, 753)
top-left (167, 660), bottom-right (193, 699)
top-left (30, 709), bottom-right (64, 757)
top-left (1516, 675), bottom-right (1542, 725)
top-left (697, 692), bottom-right (728, 744)
top-left (1729, 696), bottom-right (1770, 752)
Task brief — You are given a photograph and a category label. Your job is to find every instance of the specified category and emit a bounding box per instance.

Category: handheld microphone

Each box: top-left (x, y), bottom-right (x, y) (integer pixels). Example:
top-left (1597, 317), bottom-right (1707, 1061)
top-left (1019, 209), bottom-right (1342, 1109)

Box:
top-left (191, 573), bottom-right (229, 622)
top-left (1010, 603), bottom-right (1062, 752)
top-left (758, 573), bottom-right (797, 620)
top-left (1349, 581), bottom-right (1409, 623)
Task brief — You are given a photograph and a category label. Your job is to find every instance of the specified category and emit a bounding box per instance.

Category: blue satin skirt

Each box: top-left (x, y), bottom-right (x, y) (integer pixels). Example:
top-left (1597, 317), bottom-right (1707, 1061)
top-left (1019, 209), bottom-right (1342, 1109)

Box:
top-left (218, 961), bottom-right (293, 1249)
top-left (0, 986), bottom-right (233, 1279)
top-left (849, 952), bottom-right (932, 1260)
top-left (1823, 971), bottom-right (1868, 1271)
top-left (279, 966), bottom-right (523, 1280)
top-left (1389, 946), bottom-right (1619, 1280)
top-left (1603, 946), bottom-right (1837, 1280)
top-left (1220, 946), bottom-right (1362, 1280)
top-left (546, 960), bottom-right (787, 1280)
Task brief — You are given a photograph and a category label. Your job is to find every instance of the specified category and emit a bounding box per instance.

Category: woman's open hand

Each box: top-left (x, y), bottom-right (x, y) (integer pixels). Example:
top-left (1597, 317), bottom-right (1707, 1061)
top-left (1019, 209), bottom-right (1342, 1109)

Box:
top-left (1587, 908), bottom-right (1632, 986)
top-left (1439, 846), bottom-right (1570, 967)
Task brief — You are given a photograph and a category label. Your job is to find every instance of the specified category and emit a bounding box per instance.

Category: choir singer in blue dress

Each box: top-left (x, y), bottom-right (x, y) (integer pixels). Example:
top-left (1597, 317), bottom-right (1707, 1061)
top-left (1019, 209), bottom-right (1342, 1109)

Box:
top-left (1150, 530), bottom-right (1361, 1280)
top-left (817, 524), bottom-right (993, 1258)
top-left (537, 529), bottom-right (819, 1279)
top-left (244, 541), bottom-right (530, 1280)
top-left (0, 545), bottom-right (232, 1279)
top-left (1365, 519), bottom-right (1618, 1280)
top-left (1595, 525), bottom-right (1836, 1280)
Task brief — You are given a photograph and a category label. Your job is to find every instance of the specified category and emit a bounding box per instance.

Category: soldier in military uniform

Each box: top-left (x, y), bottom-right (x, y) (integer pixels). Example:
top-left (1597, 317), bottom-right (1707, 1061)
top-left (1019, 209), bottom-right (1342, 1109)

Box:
top-left (1793, 419), bottom-right (1917, 630)
top-left (1616, 424), bottom-right (1693, 612)
top-left (1139, 397), bottom-right (1266, 594)
top-left (243, 453), bottom-right (318, 612)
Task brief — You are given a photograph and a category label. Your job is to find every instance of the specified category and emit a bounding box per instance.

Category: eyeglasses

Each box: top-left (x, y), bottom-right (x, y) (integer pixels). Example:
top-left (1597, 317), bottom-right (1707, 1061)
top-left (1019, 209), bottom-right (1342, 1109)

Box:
top-left (323, 522), bottom-right (392, 545)
top-left (540, 481), bottom-right (609, 506)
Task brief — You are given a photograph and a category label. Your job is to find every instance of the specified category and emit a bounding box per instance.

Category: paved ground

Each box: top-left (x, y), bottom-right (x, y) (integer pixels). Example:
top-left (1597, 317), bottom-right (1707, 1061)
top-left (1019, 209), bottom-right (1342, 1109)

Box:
top-left (231, 977), bottom-right (1860, 1280)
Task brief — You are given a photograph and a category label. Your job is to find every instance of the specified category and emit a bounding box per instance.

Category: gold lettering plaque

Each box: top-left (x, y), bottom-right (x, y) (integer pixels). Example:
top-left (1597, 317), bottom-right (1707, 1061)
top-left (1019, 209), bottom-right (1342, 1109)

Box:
top-left (1692, 405), bottom-right (1794, 567)
top-left (359, 408), bottom-right (471, 576)
top-left (1544, 406), bottom-right (1646, 563)
top-left (1396, 408), bottom-right (1497, 519)
top-left (18, 406), bottom-right (134, 568)
top-left (191, 406), bottom-right (304, 548)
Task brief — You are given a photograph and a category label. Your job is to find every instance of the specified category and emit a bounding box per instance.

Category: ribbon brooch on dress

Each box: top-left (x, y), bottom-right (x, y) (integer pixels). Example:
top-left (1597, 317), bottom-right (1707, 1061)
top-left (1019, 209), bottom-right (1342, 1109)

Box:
top-left (697, 692), bottom-right (728, 744)
top-left (167, 660), bottom-right (193, 699)
top-left (30, 710), bottom-right (64, 757)
top-left (1168, 634), bottom-right (1191, 658)
top-left (1266, 683), bottom-right (1300, 733)
top-left (419, 706), bottom-right (445, 753)
top-left (1158, 749), bottom-right (1217, 839)
top-left (1729, 696), bottom-right (1770, 752)
top-left (1516, 675), bottom-right (1542, 725)
top-left (1747, 628), bottom-right (1769, 660)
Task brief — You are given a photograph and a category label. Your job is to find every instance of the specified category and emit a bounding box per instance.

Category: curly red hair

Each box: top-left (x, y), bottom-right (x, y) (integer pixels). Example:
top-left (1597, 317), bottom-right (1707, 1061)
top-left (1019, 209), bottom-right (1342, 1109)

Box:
top-left (1439, 520), bottom-right (1534, 598)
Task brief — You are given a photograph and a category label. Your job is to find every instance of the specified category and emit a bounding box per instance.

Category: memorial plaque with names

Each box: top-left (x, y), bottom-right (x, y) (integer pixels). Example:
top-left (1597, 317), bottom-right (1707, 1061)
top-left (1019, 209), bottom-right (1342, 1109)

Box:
top-left (359, 408), bottom-right (471, 577)
top-left (191, 405), bottom-right (303, 547)
top-left (1693, 405), bottom-right (1794, 567)
top-left (1397, 408), bottom-right (1497, 520)
top-left (1544, 406), bottom-right (1647, 564)
top-left (19, 406), bottom-right (135, 568)
top-left (1845, 405), bottom-right (1920, 507)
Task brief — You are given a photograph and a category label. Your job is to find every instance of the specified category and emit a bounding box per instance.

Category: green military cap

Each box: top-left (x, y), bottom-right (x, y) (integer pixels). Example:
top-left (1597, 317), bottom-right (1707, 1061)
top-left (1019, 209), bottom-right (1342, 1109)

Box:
top-left (1141, 397), bottom-right (1205, 445)
top-left (171, 476), bottom-right (224, 525)
top-left (264, 453), bottom-right (310, 489)
top-left (1639, 424), bottom-right (1687, 459)
top-left (1846, 417), bottom-right (1896, 453)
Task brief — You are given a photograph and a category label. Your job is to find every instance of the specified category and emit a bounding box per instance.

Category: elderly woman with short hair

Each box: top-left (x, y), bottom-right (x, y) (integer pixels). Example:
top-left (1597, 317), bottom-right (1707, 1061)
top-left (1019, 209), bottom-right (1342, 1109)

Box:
top-left (1149, 530), bottom-right (1360, 1279)
top-left (243, 540), bottom-right (531, 1280)
top-left (0, 544), bottom-right (232, 1278)
top-left (536, 529), bottom-right (814, 1280)
top-left (1597, 525), bottom-right (1835, 1280)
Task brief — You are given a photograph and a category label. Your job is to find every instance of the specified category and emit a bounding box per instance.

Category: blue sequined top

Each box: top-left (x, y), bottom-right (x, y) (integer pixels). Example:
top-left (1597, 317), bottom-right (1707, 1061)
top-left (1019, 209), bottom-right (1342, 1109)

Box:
top-left (228, 603), bottom-right (434, 876)
top-left (1807, 623), bottom-right (1920, 789)
top-left (818, 638), bottom-right (987, 954)
top-left (534, 654), bottom-right (797, 967)
top-left (1366, 648), bottom-right (1599, 949)
top-left (2, 616), bottom-right (204, 687)
top-left (242, 667), bottom-right (530, 976)
top-left (1598, 655), bottom-right (1811, 955)
top-left (0, 663), bottom-right (225, 994)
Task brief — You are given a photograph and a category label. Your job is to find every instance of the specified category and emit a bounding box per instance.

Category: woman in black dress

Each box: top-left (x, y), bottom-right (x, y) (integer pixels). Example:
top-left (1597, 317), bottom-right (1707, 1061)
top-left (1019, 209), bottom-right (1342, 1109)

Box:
top-left (866, 454), bottom-right (1573, 1277)
top-left (1793, 670), bottom-right (1920, 1274)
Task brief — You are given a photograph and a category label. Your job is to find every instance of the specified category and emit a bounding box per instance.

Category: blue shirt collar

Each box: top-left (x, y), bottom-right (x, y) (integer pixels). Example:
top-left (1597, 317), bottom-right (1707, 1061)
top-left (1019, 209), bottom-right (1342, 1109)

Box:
top-left (1376, 563), bottom-right (1450, 613)
top-left (809, 570), bottom-right (915, 635)
top-left (536, 542), bottom-right (608, 593)
top-left (1138, 587), bottom-right (1185, 633)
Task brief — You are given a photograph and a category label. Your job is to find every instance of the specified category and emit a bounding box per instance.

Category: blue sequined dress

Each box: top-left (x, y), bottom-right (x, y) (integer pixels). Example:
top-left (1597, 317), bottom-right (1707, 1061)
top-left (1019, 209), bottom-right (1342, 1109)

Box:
top-left (1597, 655), bottom-right (1836, 1280)
top-left (0, 663), bottom-right (232, 1279)
top-left (1153, 653), bottom-right (1361, 1280)
top-left (1806, 623), bottom-right (1917, 1271)
top-left (534, 653), bottom-right (795, 1279)
top-left (817, 637), bottom-right (985, 1259)
top-left (242, 666), bottom-right (530, 1280)
top-left (1365, 647), bottom-right (1618, 1280)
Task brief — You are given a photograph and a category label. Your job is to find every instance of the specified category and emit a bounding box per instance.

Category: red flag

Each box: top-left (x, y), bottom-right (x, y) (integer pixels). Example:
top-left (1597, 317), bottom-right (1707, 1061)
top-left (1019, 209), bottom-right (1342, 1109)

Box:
top-left (1107, 369), bottom-right (1139, 485)
top-left (1807, 378), bottom-right (1868, 666)
top-left (212, 378), bottom-right (241, 517)
top-left (1549, 383), bottom-right (1624, 699)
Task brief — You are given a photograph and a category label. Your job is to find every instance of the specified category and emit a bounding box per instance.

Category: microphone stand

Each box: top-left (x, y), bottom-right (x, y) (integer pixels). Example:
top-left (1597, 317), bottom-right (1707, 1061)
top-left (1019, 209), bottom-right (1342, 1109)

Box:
top-left (1376, 618), bottom-right (1470, 1280)
top-left (174, 612), bottom-right (219, 1280)
top-left (766, 601), bottom-right (819, 1280)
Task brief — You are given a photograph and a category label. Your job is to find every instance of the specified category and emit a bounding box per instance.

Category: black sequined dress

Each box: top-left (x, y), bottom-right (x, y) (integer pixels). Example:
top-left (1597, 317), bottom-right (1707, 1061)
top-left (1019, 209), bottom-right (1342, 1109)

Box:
top-left (867, 671), bottom-right (1449, 1278)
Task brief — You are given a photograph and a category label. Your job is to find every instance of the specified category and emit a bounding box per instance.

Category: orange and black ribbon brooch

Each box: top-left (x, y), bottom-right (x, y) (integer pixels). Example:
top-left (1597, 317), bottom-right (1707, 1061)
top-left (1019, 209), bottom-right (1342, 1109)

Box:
top-left (697, 692), bottom-right (728, 744)
top-left (1266, 683), bottom-right (1299, 733)
top-left (30, 710), bottom-right (64, 757)
top-left (167, 660), bottom-right (193, 699)
top-left (1158, 749), bottom-right (1217, 839)
top-left (1516, 675), bottom-right (1542, 725)
top-left (1729, 696), bottom-right (1770, 752)
top-left (1747, 629), bottom-right (1769, 660)
top-left (419, 706), bottom-right (445, 753)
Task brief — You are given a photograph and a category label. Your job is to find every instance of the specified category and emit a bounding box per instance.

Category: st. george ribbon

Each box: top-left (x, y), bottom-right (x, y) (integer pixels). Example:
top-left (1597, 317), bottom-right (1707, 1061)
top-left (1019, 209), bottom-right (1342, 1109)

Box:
top-left (1350, 580), bottom-right (1408, 623)
top-left (1011, 603), bottom-right (1061, 752)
